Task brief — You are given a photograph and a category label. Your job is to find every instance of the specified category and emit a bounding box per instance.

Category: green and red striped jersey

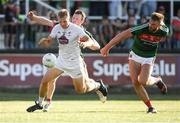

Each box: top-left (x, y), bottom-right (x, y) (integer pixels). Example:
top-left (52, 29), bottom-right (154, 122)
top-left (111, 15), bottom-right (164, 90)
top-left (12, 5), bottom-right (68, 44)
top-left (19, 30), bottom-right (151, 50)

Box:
top-left (130, 23), bottom-right (169, 57)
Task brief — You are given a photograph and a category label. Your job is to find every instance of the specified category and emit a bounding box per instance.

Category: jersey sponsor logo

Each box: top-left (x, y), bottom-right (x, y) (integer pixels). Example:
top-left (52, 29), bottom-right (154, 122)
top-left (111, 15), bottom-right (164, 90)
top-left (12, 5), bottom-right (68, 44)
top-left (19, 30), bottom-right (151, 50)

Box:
top-left (58, 35), bottom-right (69, 44)
top-left (138, 34), bottom-right (162, 42)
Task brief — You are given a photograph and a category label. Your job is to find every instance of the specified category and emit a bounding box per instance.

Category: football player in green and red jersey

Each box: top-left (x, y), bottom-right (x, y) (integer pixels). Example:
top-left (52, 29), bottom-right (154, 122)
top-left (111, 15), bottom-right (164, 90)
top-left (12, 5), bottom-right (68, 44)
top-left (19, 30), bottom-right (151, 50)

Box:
top-left (101, 12), bottom-right (168, 113)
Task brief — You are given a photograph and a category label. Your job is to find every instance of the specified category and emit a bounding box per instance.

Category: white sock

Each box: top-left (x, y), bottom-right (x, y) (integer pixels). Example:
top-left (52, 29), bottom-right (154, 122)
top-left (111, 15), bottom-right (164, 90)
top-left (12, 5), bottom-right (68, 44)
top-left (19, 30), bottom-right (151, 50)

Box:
top-left (38, 97), bottom-right (44, 106)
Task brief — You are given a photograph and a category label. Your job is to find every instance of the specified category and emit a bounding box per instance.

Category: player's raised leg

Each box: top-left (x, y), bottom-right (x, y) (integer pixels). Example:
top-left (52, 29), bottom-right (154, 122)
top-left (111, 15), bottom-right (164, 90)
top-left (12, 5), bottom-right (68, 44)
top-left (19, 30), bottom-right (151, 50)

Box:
top-left (138, 64), bottom-right (167, 94)
top-left (72, 61), bottom-right (108, 103)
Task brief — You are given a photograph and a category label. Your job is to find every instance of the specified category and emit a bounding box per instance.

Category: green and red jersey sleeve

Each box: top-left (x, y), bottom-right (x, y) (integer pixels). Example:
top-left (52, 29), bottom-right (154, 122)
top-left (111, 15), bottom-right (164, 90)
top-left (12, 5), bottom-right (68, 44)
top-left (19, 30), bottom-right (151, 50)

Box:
top-left (130, 23), bottom-right (169, 57)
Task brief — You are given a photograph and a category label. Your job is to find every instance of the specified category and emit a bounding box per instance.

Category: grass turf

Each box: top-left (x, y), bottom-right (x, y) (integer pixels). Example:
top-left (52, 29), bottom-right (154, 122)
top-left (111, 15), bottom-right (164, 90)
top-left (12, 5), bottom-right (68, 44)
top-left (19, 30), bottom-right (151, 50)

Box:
top-left (0, 92), bottom-right (180, 123)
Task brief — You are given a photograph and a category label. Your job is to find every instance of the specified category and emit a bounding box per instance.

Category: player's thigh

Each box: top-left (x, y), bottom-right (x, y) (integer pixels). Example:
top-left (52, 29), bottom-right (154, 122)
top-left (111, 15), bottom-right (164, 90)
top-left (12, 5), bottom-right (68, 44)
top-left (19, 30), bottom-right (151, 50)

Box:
top-left (72, 70), bottom-right (91, 93)
top-left (129, 59), bottom-right (141, 84)
top-left (138, 64), bottom-right (153, 84)
top-left (72, 76), bottom-right (87, 93)
top-left (42, 68), bottom-right (63, 84)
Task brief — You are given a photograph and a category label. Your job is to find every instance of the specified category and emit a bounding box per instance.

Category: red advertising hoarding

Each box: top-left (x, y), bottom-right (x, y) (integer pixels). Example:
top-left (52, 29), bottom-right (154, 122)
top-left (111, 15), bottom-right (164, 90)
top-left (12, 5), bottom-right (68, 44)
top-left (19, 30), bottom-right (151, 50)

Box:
top-left (0, 54), bottom-right (179, 88)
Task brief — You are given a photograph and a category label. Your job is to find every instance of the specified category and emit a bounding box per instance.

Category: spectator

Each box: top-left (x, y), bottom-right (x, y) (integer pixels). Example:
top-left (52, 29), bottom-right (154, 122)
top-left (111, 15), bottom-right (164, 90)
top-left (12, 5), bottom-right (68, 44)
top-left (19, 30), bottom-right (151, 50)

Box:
top-left (3, 1), bottom-right (18, 49)
top-left (124, 1), bottom-right (139, 17)
top-left (112, 18), bottom-right (125, 36)
top-left (112, 18), bottom-right (126, 48)
top-left (157, 5), bottom-right (170, 49)
top-left (171, 9), bottom-right (180, 49)
top-left (138, 15), bottom-right (148, 24)
top-left (14, 1), bottom-right (21, 49)
top-left (123, 16), bottom-right (137, 49)
top-left (98, 16), bottom-right (114, 47)
top-left (109, 1), bottom-right (122, 18)
top-left (140, 0), bottom-right (157, 17)
top-left (157, 5), bottom-right (170, 25)
top-left (47, 10), bottom-right (58, 32)
top-left (24, 11), bottom-right (37, 49)
top-left (84, 19), bottom-right (99, 43)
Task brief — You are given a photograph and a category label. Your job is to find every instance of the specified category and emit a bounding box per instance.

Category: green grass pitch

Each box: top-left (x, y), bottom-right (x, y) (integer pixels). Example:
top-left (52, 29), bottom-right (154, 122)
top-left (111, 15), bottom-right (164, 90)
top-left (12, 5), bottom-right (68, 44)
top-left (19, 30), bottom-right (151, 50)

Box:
top-left (0, 92), bottom-right (180, 123)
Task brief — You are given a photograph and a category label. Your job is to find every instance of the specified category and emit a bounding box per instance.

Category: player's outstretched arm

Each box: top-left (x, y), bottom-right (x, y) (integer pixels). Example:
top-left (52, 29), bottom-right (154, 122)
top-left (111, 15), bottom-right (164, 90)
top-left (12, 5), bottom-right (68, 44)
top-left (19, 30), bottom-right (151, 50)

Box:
top-left (85, 38), bottom-right (100, 50)
top-left (79, 35), bottom-right (100, 50)
top-left (27, 11), bottom-right (54, 27)
top-left (100, 28), bottom-right (132, 57)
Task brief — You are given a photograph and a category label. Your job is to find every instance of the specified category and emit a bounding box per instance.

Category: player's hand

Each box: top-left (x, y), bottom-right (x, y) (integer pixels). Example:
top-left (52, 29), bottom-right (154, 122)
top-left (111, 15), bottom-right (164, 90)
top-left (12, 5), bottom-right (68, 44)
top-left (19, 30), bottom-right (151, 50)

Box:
top-left (27, 11), bottom-right (34, 20)
top-left (38, 38), bottom-right (49, 48)
top-left (100, 47), bottom-right (110, 57)
top-left (78, 41), bottom-right (86, 49)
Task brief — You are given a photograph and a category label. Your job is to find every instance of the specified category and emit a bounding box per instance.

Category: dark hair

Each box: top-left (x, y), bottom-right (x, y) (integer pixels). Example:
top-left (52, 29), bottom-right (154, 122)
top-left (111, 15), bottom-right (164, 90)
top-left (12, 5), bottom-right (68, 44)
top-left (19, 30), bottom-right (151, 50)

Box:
top-left (74, 9), bottom-right (86, 20)
top-left (151, 12), bottom-right (164, 23)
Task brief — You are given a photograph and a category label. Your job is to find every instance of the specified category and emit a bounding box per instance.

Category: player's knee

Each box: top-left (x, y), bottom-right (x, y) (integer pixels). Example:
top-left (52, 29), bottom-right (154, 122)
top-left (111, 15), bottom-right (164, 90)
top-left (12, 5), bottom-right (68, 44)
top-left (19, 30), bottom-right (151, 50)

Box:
top-left (130, 77), bottom-right (139, 86)
top-left (138, 77), bottom-right (148, 85)
top-left (132, 80), bottom-right (140, 86)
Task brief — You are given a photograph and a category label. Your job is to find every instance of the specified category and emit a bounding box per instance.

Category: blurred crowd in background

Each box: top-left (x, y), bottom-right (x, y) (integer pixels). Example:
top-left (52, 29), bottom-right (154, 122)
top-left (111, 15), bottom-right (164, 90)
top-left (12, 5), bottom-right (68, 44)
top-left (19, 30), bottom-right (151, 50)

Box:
top-left (0, 0), bottom-right (179, 51)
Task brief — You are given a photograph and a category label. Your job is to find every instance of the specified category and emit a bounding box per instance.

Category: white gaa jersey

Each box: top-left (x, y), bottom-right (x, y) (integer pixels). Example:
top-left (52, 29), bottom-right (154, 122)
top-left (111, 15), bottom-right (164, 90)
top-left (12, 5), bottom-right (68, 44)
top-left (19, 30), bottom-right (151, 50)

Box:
top-left (50, 22), bottom-right (87, 68)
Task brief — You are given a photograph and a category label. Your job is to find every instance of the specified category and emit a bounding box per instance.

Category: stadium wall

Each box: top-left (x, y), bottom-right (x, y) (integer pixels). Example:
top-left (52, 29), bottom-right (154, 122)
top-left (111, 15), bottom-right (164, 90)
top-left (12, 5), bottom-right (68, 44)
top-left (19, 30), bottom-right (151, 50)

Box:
top-left (0, 53), bottom-right (179, 88)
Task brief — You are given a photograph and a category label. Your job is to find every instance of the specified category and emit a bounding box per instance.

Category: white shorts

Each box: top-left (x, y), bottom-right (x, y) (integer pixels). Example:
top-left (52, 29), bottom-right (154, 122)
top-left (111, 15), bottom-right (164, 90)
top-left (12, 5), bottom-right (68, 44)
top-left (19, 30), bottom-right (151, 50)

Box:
top-left (128, 51), bottom-right (155, 65)
top-left (55, 56), bottom-right (87, 78)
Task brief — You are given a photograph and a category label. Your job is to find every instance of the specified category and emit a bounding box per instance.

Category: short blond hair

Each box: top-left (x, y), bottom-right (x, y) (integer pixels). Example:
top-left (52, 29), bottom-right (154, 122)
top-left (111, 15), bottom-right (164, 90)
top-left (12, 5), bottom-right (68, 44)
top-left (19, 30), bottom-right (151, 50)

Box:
top-left (58, 9), bottom-right (70, 19)
top-left (151, 12), bottom-right (164, 25)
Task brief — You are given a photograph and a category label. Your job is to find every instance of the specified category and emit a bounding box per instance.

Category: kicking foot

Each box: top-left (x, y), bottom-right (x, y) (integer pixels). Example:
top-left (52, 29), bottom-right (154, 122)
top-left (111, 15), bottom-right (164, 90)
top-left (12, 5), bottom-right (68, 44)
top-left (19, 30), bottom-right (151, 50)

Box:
top-left (96, 80), bottom-right (108, 103)
top-left (26, 101), bottom-right (43, 112)
top-left (147, 107), bottom-right (157, 113)
top-left (156, 77), bottom-right (167, 94)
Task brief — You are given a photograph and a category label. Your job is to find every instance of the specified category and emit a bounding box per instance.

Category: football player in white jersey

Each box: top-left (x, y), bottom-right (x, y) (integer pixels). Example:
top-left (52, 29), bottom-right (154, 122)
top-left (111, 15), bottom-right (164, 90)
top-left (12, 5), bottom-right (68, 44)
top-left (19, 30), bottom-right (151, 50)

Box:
top-left (26, 9), bottom-right (108, 112)
top-left (27, 10), bottom-right (103, 112)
